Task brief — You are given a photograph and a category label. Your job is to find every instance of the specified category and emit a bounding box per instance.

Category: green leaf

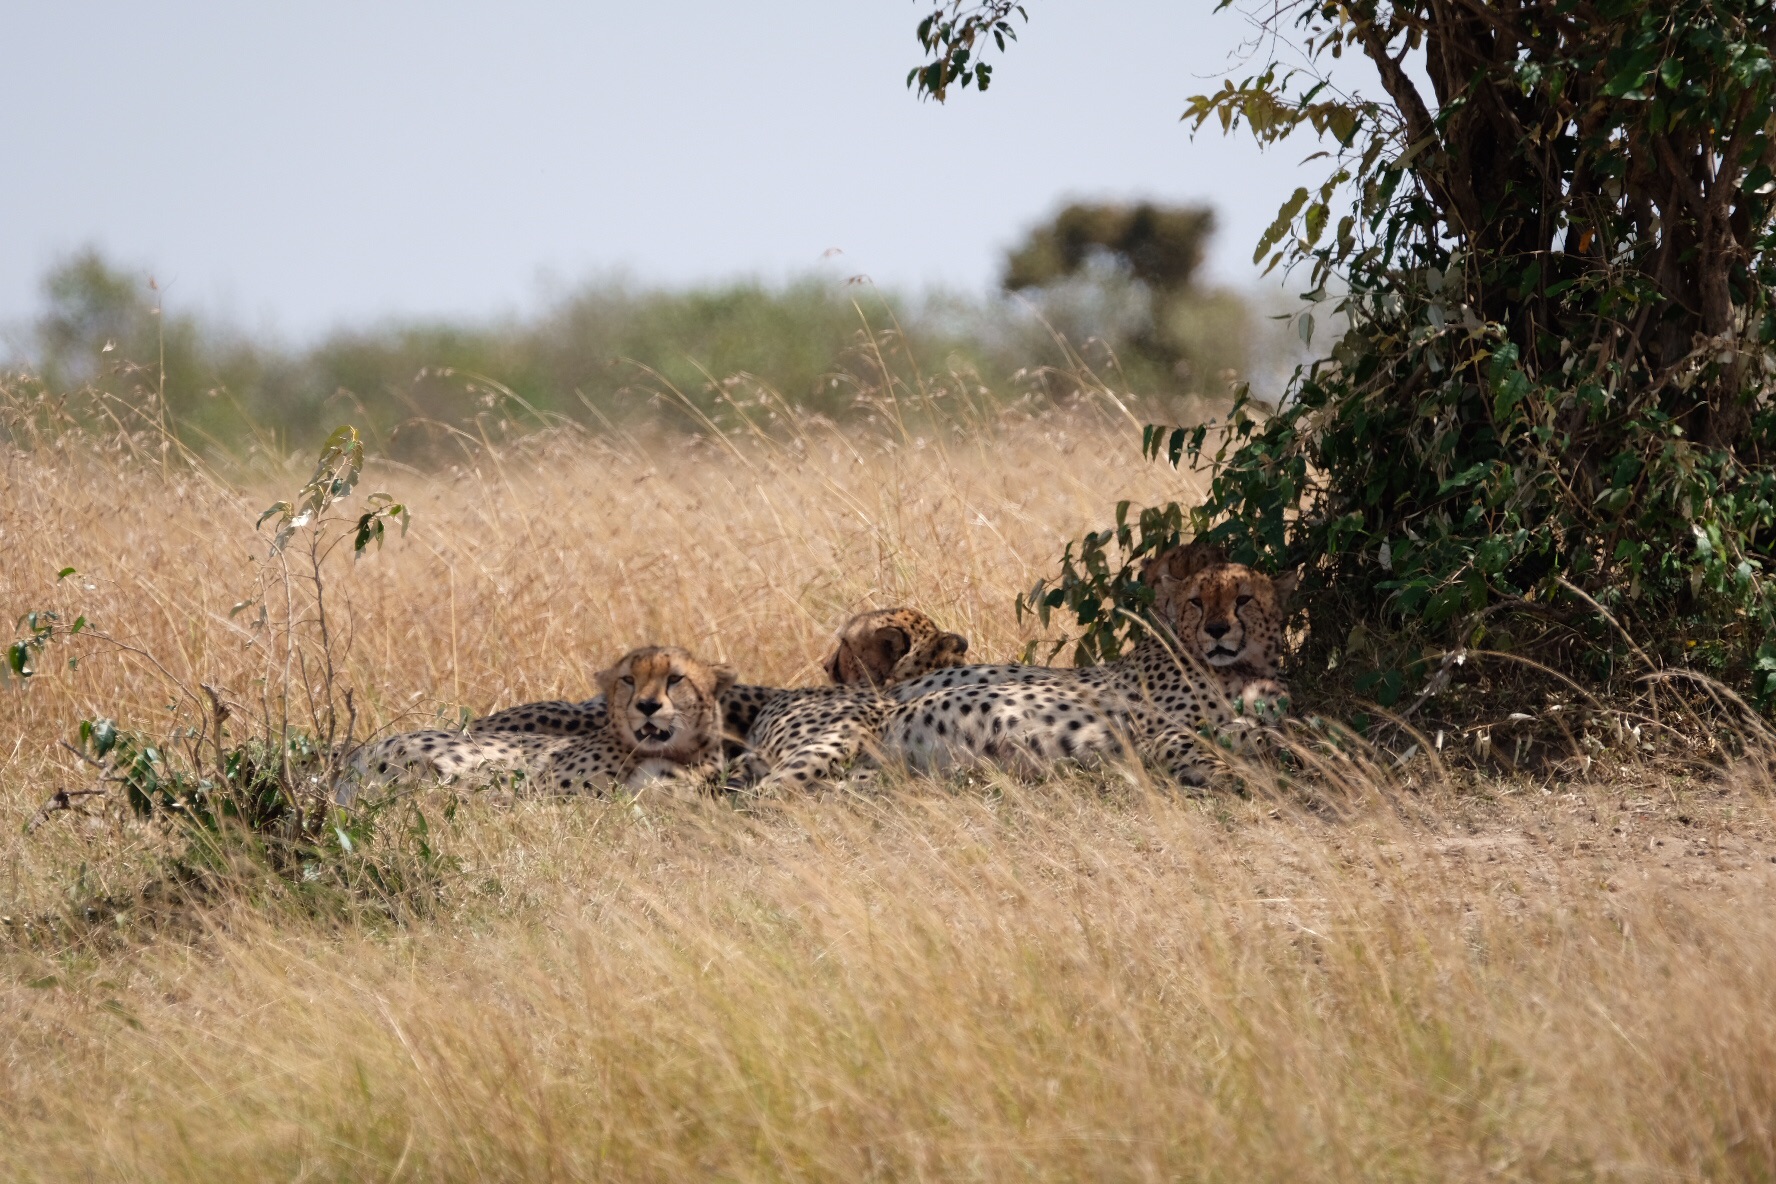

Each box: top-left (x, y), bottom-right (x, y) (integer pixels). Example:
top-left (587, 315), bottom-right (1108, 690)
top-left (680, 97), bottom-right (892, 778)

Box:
top-left (1253, 187), bottom-right (1310, 264)
top-left (88, 718), bottom-right (118, 758)
top-left (1303, 201), bottom-right (1328, 246)
top-left (353, 513), bottom-right (384, 555)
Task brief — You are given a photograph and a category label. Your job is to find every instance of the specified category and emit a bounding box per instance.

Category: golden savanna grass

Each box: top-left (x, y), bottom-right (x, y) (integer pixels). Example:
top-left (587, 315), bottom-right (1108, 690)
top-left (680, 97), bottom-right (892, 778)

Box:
top-left (3, 375), bottom-right (1776, 1181)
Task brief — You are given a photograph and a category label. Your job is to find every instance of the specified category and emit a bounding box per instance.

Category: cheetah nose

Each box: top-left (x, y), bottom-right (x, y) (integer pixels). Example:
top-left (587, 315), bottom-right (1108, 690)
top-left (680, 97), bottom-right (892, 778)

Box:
top-left (1204, 621), bottom-right (1232, 640)
top-left (636, 698), bottom-right (662, 716)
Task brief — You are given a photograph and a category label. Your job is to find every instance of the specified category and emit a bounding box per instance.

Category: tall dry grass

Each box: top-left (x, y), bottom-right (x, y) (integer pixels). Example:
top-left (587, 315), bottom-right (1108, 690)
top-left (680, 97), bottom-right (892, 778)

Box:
top-left (3, 369), bottom-right (1776, 1181)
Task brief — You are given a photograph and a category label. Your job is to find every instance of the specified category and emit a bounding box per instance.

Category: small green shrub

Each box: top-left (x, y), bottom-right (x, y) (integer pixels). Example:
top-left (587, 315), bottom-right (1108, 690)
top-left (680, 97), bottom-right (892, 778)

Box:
top-left (19, 425), bottom-right (457, 923)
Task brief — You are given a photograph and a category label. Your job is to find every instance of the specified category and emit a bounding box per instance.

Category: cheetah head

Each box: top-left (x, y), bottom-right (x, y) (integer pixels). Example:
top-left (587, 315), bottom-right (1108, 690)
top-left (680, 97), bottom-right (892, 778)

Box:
top-left (596, 645), bottom-right (737, 758)
top-left (1176, 565), bottom-right (1297, 668)
top-left (1141, 542), bottom-right (1297, 670)
top-left (822, 607), bottom-right (970, 688)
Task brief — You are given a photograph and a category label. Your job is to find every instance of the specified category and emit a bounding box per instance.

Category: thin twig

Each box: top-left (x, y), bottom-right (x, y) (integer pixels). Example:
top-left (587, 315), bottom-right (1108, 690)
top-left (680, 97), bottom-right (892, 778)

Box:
top-left (1555, 576), bottom-right (1657, 673)
top-left (58, 740), bottom-right (107, 770)
top-left (1393, 596), bottom-right (1552, 722)
top-left (26, 788), bottom-right (108, 834)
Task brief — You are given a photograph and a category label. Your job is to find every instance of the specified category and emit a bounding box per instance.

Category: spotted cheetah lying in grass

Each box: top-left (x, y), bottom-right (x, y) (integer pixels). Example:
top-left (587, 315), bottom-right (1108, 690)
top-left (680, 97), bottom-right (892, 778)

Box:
top-left (454, 607), bottom-right (970, 795)
top-left (463, 607), bottom-right (966, 739)
top-left (731, 607), bottom-right (973, 793)
top-left (876, 543), bottom-right (1295, 787)
top-left (338, 645), bottom-right (735, 803)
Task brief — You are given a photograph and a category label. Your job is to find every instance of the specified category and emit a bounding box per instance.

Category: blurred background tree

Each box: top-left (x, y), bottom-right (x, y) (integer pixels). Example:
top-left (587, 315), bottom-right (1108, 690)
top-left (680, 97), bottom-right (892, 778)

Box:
top-left (11, 237), bottom-right (1264, 462)
top-left (1000, 201), bottom-right (1251, 403)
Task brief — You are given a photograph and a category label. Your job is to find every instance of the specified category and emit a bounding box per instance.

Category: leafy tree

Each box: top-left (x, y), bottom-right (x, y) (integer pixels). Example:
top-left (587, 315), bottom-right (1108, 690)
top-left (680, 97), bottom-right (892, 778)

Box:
top-left (913, 0), bottom-right (1776, 709)
top-left (35, 250), bottom-right (146, 387)
top-left (29, 249), bottom-right (252, 446)
top-left (1003, 201), bottom-right (1219, 385)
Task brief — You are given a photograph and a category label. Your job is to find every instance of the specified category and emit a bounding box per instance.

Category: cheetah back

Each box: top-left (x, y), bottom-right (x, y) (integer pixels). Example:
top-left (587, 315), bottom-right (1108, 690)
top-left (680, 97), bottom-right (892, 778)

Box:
top-left (739, 685), bottom-right (894, 793)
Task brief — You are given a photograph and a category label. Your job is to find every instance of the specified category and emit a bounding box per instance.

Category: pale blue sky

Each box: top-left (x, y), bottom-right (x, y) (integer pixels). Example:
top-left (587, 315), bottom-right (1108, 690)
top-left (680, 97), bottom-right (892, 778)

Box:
top-left (3, 2), bottom-right (1341, 340)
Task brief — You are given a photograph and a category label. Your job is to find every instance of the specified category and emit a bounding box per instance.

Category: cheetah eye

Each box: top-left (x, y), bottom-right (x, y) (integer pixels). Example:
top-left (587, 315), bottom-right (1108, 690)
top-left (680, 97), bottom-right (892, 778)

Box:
top-left (1187, 596), bottom-right (1203, 608)
top-left (619, 675), bottom-right (635, 687)
top-left (1235, 594), bottom-right (1253, 607)
top-left (667, 673), bottom-right (684, 686)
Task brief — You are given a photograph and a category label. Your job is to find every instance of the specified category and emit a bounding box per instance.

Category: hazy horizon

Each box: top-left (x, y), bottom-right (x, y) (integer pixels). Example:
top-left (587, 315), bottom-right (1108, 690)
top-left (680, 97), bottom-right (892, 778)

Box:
top-left (3, 2), bottom-right (1346, 344)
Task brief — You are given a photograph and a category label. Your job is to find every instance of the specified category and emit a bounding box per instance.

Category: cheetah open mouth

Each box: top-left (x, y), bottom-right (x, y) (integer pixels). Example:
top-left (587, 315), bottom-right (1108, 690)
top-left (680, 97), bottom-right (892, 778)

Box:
top-left (635, 721), bottom-right (675, 743)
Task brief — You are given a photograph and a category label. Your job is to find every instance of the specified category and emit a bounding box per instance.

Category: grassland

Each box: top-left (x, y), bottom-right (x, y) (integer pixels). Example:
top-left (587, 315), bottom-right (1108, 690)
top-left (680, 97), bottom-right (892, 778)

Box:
top-left (2, 370), bottom-right (1775, 1182)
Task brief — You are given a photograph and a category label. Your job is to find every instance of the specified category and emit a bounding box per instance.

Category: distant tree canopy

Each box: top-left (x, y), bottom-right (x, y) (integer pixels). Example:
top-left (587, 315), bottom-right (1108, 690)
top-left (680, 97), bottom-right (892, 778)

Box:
top-left (1001, 201), bottom-right (1221, 386)
top-left (35, 250), bottom-right (148, 388)
top-left (914, 1), bottom-right (1776, 712)
top-left (1001, 202), bottom-right (1213, 294)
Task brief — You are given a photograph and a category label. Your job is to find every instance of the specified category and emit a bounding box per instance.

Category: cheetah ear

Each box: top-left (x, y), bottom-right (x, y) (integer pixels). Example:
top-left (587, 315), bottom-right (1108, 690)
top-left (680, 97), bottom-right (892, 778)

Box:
top-left (1137, 551), bottom-right (1171, 587)
top-left (822, 644), bottom-right (847, 684)
top-left (594, 664), bottom-right (621, 697)
top-left (939, 631), bottom-right (969, 657)
top-left (1140, 540), bottom-right (1226, 588)
top-left (1272, 568), bottom-right (1301, 604)
top-left (709, 663), bottom-right (740, 697)
top-left (873, 625), bottom-right (913, 668)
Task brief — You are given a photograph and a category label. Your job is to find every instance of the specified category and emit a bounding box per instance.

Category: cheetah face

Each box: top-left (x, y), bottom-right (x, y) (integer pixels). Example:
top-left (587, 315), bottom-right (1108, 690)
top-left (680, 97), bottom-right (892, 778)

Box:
top-left (823, 608), bottom-right (970, 688)
top-left (1175, 565), bottom-right (1284, 668)
top-left (597, 646), bottom-right (737, 757)
top-left (895, 630), bottom-right (969, 681)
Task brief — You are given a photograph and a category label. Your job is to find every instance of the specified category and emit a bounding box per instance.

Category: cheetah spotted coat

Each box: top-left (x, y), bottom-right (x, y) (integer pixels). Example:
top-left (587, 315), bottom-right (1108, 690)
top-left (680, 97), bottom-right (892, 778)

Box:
top-left (464, 608), bottom-right (970, 794)
top-left (339, 646), bottom-right (734, 802)
top-left (878, 547), bottom-right (1294, 786)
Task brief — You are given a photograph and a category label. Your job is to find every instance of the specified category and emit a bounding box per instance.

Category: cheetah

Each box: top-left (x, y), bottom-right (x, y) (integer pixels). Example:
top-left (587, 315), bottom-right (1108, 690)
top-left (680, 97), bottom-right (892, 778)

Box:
top-left (337, 645), bottom-right (736, 803)
top-left (461, 608), bottom-right (970, 794)
top-left (877, 543), bottom-right (1296, 786)
top-left (729, 608), bottom-right (973, 793)
top-left (822, 606), bottom-right (971, 688)
top-left (467, 606), bottom-right (967, 747)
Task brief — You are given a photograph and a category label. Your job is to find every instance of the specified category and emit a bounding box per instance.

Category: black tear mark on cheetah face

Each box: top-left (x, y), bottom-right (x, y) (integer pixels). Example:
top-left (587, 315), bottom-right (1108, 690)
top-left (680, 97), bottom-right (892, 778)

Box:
top-left (1172, 564), bottom-right (1297, 671)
